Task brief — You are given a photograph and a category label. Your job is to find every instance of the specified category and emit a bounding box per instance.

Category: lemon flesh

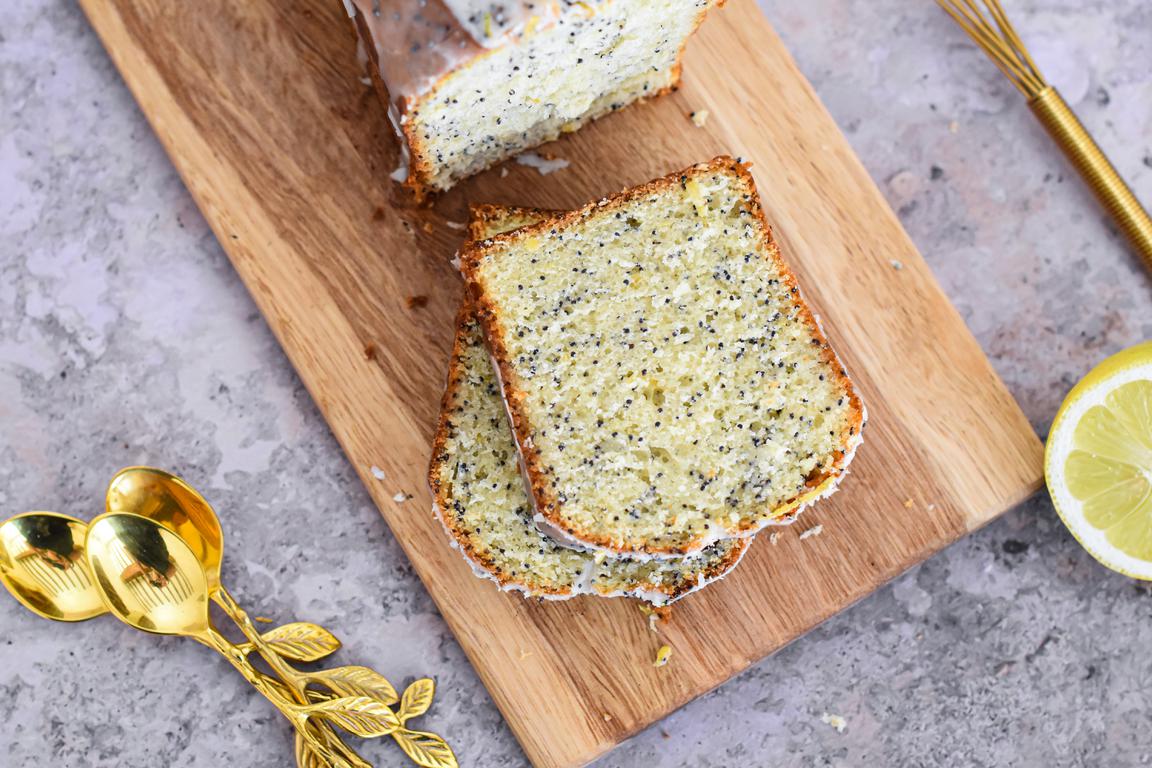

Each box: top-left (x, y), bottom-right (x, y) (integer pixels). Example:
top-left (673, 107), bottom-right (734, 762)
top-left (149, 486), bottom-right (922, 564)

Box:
top-left (1046, 342), bottom-right (1152, 579)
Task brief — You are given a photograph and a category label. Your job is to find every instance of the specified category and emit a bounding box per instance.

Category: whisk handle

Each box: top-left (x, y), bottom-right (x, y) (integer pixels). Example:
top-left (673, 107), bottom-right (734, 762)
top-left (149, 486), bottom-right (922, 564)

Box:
top-left (1029, 86), bottom-right (1152, 272)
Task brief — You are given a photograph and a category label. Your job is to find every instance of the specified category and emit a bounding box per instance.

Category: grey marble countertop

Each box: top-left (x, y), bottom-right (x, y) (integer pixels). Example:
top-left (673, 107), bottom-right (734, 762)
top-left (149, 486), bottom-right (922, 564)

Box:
top-left (2, 0), bottom-right (1151, 765)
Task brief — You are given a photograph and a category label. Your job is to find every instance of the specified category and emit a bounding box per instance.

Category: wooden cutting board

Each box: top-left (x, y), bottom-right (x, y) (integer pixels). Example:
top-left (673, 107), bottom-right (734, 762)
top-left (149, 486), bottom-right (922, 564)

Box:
top-left (79, 0), bottom-right (1044, 764)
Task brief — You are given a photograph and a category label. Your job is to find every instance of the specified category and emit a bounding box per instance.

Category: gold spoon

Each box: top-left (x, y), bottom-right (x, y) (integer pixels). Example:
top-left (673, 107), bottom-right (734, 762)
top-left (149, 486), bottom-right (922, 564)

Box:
top-left (0, 501), bottom-right (308, 664)
top-left (0, 512), bottom-right (104, 622)
top-left (105, 467), bottom-right (225, 594)
top-left (84, 512), bottom-right (349, 765)
top-left (0, 510), bottom-right (311, 709)
top-left (106, 468), bottom-right (369, 767)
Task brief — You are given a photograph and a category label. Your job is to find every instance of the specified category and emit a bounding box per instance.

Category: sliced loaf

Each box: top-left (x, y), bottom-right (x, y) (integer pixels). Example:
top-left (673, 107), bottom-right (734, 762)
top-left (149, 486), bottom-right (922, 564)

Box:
top-left (461, 157), bottom-right (866, 557)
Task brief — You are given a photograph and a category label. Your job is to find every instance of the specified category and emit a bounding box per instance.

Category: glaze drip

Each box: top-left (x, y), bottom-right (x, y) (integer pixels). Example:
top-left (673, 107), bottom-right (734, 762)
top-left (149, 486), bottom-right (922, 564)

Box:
top-left (349, 0), bottom-right (564, 111)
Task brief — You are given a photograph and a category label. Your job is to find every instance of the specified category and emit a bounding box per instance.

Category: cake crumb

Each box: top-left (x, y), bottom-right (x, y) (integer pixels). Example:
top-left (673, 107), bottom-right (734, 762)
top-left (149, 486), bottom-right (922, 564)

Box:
top-left (445, 220), bottom-right (467, 231)
top-left (689, 109), bottom-right (710, 127)
top-left (653, 644), bottom-right (673, 667)
top-left (769, 532), bottom-right (780, 546)
top-left (516, 152), bottom-right (570, 175)
top-left (363, 343), bottom-right (377, 361)
top-left (519, 649), bottom-right (533, 660)
top-left (890, 259), bottom-right (904, 270)
top-left (422, 221), bottom-right (434, 234)
top-left (638, 602), bottom-right (666, 633)
top-left (370, 465), bottom-right (386, 481)
top-left (500, 167), bottom-right (510, 178)
top-left (602, 713), bottom-right (613, 722)
top-left (799, 524), bottom-right (824, 541)
top-left (903, 498), bottom-right (914, 508)
top-left (393, 492), bottom-right (409, 503)
top-left (821, 712), bottom-right (847, 733)
top-left (406, 295), bottom-right (429, 309)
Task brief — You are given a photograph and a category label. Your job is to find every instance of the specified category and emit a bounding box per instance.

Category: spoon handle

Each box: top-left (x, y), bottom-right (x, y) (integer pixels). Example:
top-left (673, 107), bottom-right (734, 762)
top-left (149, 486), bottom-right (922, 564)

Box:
top-left (202, 627), bottom-right (347, 766)
top-left (212, 587), bottom-right (371, 768)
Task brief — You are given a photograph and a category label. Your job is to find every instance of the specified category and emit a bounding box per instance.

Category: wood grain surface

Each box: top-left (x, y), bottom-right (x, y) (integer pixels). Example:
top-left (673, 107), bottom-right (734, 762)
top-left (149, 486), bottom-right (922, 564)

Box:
top-left (77, 0), bottom-right (1045, 764)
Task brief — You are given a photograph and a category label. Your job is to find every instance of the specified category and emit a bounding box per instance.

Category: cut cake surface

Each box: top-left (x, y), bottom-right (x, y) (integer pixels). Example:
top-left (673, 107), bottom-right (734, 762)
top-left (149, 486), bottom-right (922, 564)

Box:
top-left (428, 205), bottom-right (749, 604)
top-left (346, 0), bottom-right (718, 198)
top-left (461, 157), bottom-right (866, 557)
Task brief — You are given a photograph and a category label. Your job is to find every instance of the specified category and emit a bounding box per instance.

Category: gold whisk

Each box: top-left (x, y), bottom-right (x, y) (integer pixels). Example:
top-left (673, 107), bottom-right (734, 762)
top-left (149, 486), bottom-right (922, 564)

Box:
top-left (937, 0), bottom-right (1152, 272)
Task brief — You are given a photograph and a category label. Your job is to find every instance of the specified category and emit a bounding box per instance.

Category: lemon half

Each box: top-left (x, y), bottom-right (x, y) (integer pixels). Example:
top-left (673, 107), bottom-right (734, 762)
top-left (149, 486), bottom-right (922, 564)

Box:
top-left (1045, 341), bottom-right (1152, 579)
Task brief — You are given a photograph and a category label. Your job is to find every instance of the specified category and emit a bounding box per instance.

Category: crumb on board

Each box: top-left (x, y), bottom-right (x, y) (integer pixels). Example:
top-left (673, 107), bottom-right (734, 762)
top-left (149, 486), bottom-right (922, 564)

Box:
top-left (638, 603), bottom-right (661, 633)
top-left (799, 524), bottom-right (824, 541)
top-left (603, 713), bottom-right (613, 722)
top-left (393, 492), bottom-right (410, 503)
top-left (638, 603), bottom-right (671, 633)
top-left (444, 220), bottom-right (467, 231)
top-left (500, 167), bottom-right (510, 178)
top-left (406, 295), bottom-right (429, 309)
top-left (927, 503), bottom-right (938, 512)
top-left (515, 151), bottom-right (570, 175)
top-left (769, 532), bottom-right (780, 546)
top-left (903, 498), bottom-right (914, 508)
top-left (689, 109), bottom-right (710, 127)
top-left (363, 343), bottom-right (377, 361)
top-left (821, 712), bottom-right (847, 733)
top-left (254, 616), bottom-right (274, 624)
top-left (653, 644), bottom-right (673, 667)
top-left (372, 206), bottom-right (386, 221)
top-left (422, 221), bottom-right (434, 233)
top-left (949, 120), bottom-right (960, 134)
top-left (891, 259), bottom-right (904, 270)
top-left (370, 465), bottom-right (386, 481)
top-left (519, 649), bottom-right (533, 660)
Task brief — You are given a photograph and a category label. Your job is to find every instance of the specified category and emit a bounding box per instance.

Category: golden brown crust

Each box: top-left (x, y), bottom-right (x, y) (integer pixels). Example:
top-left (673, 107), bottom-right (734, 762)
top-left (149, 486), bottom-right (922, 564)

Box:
top-left (461, 156), bottom-right (866, 556)
top-left (465, 204), bottom-right (563, 242)
top-left (360, 1), bottom-right (724, 201)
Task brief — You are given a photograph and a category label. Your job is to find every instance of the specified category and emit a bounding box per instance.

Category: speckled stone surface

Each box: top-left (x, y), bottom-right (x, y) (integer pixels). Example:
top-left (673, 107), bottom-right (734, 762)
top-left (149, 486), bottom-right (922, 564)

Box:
top-left (2, 0), bottom-right (1150, 765)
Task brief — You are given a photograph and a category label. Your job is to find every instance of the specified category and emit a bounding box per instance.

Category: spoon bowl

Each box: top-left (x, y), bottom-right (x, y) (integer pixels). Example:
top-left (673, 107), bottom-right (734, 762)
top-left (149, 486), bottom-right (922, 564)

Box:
top-left (86, 513), bottom-right (211, 636)
top-left (0, 512), bottom-right (105, 622)
top-left (106, 467), bottom-right (224, 591)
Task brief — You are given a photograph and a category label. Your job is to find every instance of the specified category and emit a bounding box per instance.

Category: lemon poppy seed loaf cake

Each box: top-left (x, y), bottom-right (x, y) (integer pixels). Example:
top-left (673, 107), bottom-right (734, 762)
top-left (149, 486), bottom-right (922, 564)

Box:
top-left (428, 206), bottom-right (749, 603)
top-left (344, 0), bottom-right (720, 199)
top-left (461, 157), bottom-right (866, 557)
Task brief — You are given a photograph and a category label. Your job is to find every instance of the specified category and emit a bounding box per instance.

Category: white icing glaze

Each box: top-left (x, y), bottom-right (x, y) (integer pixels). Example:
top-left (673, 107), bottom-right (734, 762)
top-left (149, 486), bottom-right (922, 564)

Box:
top-left (348, 0), bottom-right (567, 110)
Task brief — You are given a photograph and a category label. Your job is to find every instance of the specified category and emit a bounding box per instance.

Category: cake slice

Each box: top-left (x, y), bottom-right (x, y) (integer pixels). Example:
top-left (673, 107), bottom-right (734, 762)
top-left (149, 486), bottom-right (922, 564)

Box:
top-left (344, 0), bottom-right (719, 199)
top-left (461, 157), bottom-right (866, 557)
top-left (428, 206), bottom-right (749, 604)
